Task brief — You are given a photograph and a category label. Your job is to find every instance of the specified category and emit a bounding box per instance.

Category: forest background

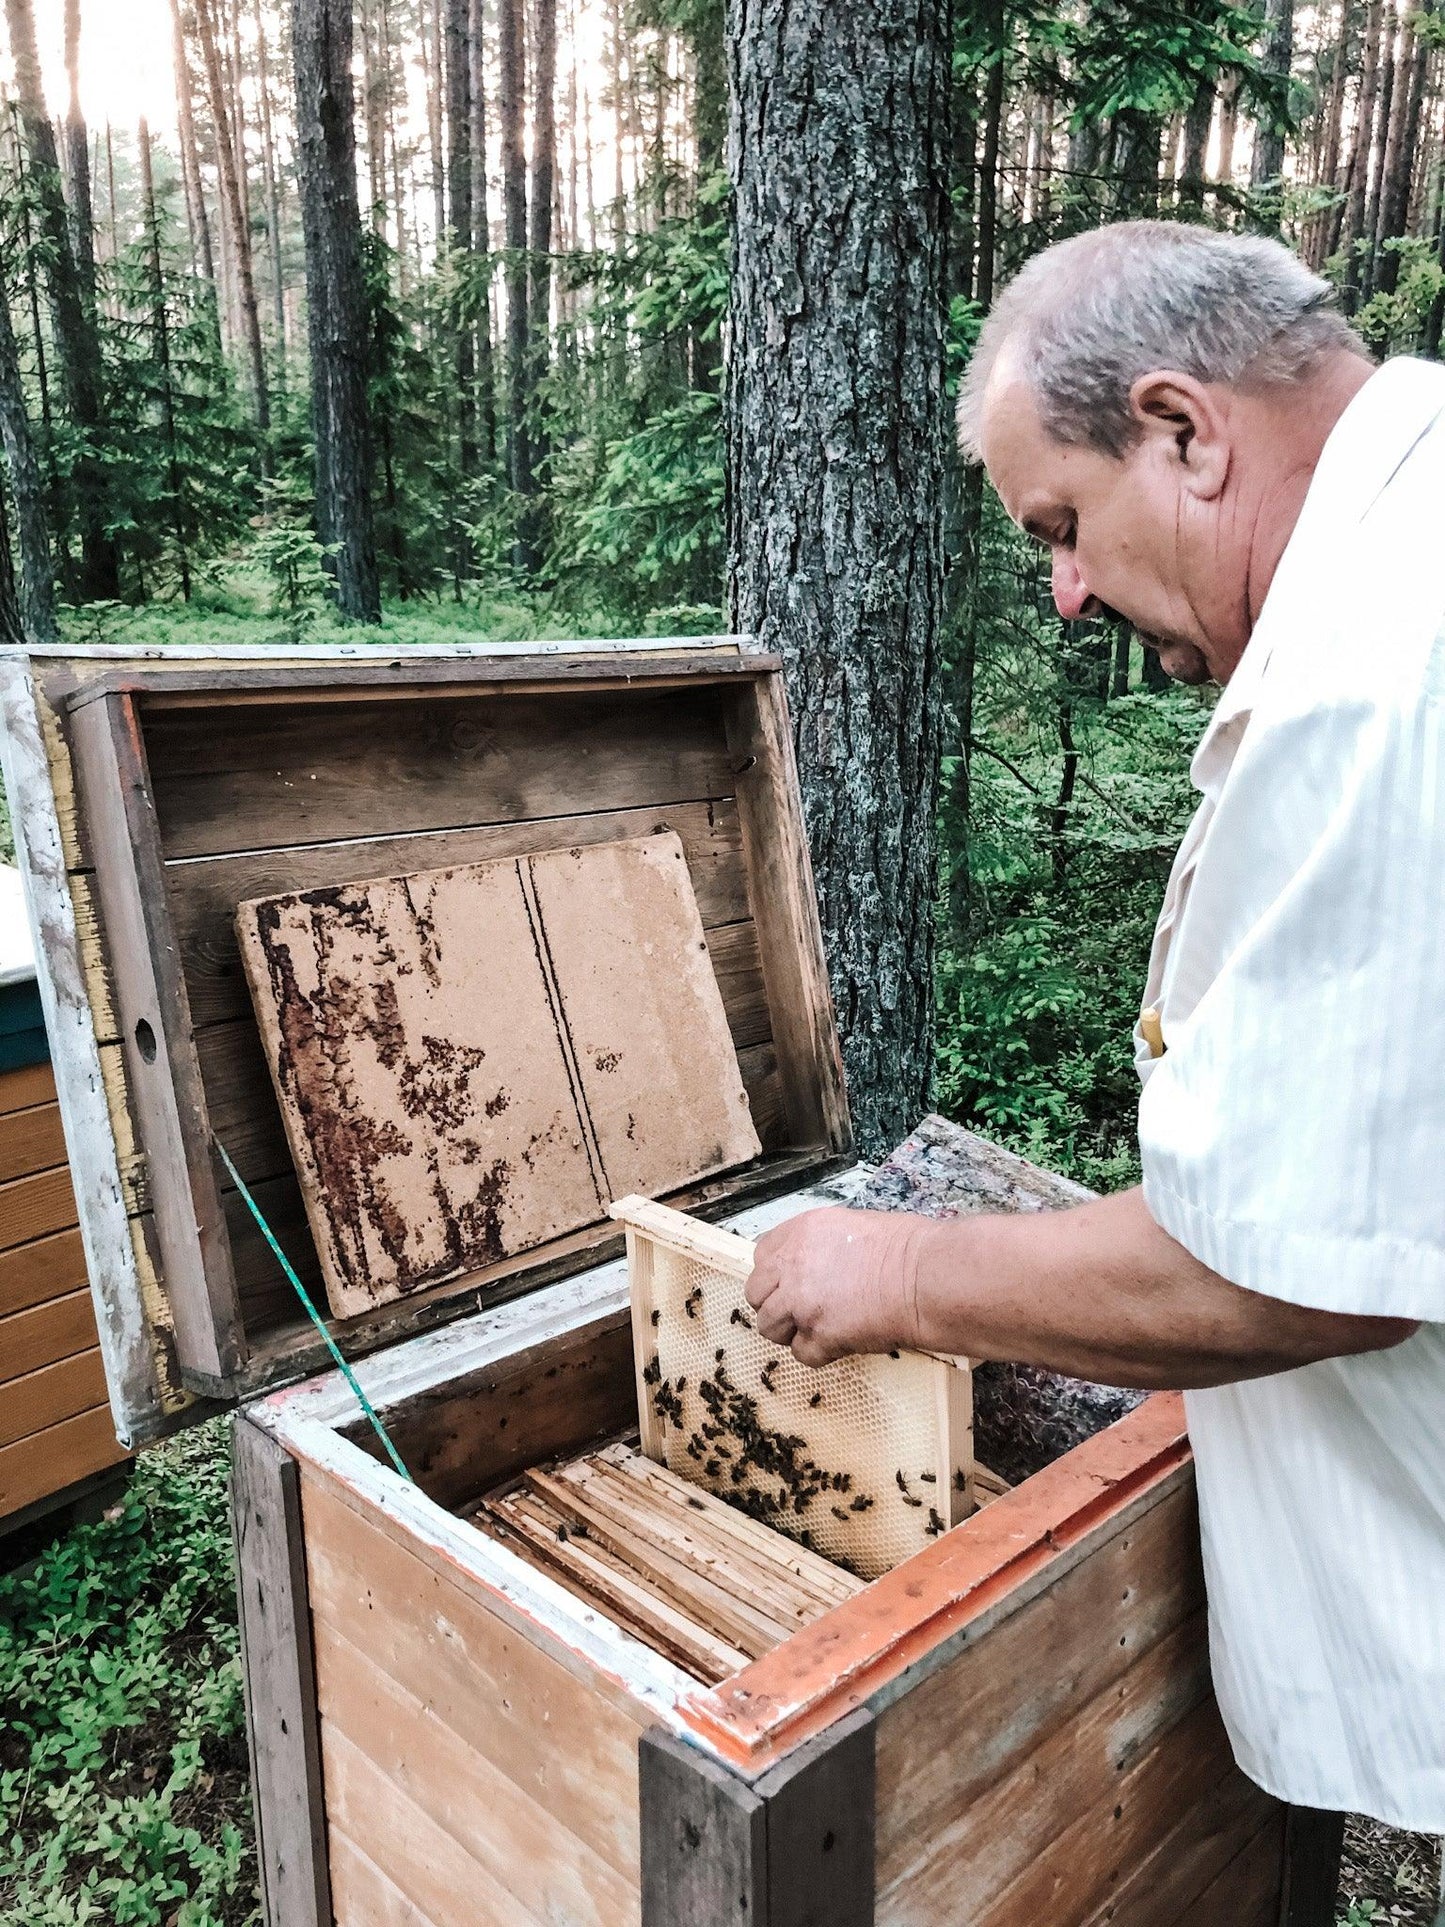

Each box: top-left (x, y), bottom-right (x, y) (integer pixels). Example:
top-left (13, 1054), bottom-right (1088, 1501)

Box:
top-left (1, 0), bottom-right (1444, 1917)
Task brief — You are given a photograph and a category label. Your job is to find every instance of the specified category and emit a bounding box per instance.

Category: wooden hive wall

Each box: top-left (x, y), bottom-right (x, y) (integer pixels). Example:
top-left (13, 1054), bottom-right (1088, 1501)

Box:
top-left (300, 1464), bottom-right (649, 1927)
top-left (871, 1467), bottom-right (1284, 1926)
top-left (0, 1059), bottom-right (127, 1521)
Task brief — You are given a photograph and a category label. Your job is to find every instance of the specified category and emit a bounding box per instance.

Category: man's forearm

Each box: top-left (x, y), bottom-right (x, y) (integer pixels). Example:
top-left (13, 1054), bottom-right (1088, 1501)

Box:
top-left (910, 1188), bottom-right (1417, 1388)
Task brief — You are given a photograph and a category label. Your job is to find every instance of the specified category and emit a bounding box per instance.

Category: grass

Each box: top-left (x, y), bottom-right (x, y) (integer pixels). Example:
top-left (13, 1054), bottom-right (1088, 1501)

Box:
top-left (0, 1420), bottom-right (258, 1927)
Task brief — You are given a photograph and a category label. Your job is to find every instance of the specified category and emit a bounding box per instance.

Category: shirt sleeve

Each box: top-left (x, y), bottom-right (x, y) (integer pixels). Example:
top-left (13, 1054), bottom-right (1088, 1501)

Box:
top-left (1138, 666), bottom-right (1445, 1322)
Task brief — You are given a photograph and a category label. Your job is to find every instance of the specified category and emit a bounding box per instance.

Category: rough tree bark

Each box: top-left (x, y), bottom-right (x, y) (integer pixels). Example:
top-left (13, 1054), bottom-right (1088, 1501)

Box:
top-left (292, 0), bottom-right (382, 621)
top-left (195, 0), bottom-right (271, 435)
top-left (728, 0), bottom-right (953, 1155)
top-left (1342, 0), bottom-right (1387, 310)
top-left (4, 0), bottom-right (118, 600)
top-left (499, 0), bottom-right (534, 552)
top-left (444, 0), bottom-right (476, 480)
top-left (253, 0), bottom-right (288, 354)
top-left (139, 117), bottom-right (191, 601)
top-left (170, 0), bottom-right (218, 289)
top-left (0, 263), bottom-right (57, 645)
top-left (1249, 0), bottom-right (1295, 197)
top-left (63, 0), bottom-right (97, 314)
top-left (527, 0), bottom-right (558, 486)
top-left (1179, 76), bottom-right (1215, 210)
top-left (1375, 7), bottom-right (1430, 296)
top-left (469, 0), bottom-right (496, 463)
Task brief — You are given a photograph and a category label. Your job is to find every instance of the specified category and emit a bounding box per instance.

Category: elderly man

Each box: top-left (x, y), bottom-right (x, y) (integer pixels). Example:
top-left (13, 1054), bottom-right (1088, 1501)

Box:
top-left (746, 222), bottom-right (1445, 1847)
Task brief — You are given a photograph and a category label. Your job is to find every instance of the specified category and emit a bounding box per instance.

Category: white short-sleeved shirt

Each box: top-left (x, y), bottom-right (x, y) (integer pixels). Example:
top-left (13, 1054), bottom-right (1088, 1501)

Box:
top-left (1136, 356), bottom-right (1445, 1830)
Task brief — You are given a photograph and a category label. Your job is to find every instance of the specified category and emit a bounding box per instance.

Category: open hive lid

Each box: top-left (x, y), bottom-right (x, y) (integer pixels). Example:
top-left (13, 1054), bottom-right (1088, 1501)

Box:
top-left (0, 638), bottom-right (852, 1446)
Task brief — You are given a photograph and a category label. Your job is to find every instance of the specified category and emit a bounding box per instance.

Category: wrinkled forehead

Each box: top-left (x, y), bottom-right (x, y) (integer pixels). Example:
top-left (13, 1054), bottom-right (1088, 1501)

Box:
top-left (977, 360), bottom-right (1065, 524)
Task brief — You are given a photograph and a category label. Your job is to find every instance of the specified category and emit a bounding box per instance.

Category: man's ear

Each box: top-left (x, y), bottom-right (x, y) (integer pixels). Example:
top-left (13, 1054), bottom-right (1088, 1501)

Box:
top-left (1128, 371), bottom-right (1230, 500)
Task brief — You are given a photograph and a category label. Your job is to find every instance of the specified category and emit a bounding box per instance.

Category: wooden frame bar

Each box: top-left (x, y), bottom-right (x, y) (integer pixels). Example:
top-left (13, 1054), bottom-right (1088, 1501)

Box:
top-left (232, 1413), bottom-right (332, 1927)
top-left (640, 1710), bottom-right (875, 1927)
top-left (68, 691), bottom-right (243, 1390)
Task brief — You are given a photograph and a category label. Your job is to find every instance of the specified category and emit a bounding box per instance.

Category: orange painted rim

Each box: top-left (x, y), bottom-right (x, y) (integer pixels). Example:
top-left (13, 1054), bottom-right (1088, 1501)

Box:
top-left (677, 1391), bottom-right (1191, 1771)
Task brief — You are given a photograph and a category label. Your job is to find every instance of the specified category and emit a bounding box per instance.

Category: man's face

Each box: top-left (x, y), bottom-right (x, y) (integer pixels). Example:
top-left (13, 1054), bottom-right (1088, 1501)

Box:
top-left (980, 369), bottom-right (1241, 686)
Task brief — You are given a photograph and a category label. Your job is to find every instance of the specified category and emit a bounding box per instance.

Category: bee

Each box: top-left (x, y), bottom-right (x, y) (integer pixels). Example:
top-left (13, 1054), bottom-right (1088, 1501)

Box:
top-left (888, 1349), bottom-right (901, 1360)
top-left (850, 1494), bottom-right (874, 1513)
top-left (715, 1348), bottom-right (725, 1364)
top-left (760, 1359), bottom-right (780, 1393)
top-left (901, 1493), bottom-right (924, 1508)
top-left (926, 1508), bottom-right (945, 1537)
top-left (919, 1471), bottom-right (936, 1484)
top-left (832, 1506), bottom-right (850, 1522)
top-left (808, 1391), bottom-right (822, 1408)
top-left (685, 1287), bottom-right (703, 1319)
top-left (953, 1469), bottom-right (968, 1492)
top-left (895, 1469), bottom-right (910, 1495)
top-left (730, 1307), bottom-right (753, 1329)
top-left (650, 1308), bottom-right (661, 1327)
top-left (705, 1459), bottom-right (721, 1478)
top-left (642, 1356), bottom-right (661, 1387)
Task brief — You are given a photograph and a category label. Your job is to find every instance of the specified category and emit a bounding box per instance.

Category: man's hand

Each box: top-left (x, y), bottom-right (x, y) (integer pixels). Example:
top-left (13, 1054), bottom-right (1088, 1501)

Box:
top-left (743, 1189), bottom-right (1418, 1387)
top-left (744, 1207), bottom-right (940, 1366)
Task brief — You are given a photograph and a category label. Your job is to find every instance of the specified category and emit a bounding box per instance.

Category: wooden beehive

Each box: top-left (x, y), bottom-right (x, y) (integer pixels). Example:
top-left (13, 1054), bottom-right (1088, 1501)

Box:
top-left (0, 638), bottom-right (1344, 1927)
top-left (0, 922), bottom-right (129, 1533)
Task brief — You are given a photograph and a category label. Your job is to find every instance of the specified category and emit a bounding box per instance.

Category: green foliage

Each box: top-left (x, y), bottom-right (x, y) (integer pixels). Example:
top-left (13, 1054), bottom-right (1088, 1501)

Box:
top-left (247, 476), bottom-right (332, 623)
top-left (0, 1421), bottom-right (258, 1925)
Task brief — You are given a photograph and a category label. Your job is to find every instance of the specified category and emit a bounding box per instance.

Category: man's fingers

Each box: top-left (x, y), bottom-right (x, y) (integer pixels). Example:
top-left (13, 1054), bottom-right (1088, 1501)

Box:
top-left (791, 1333), bottom-right (836, 1369)
top-left (756, 1298), bottom-right (797, 1348)
top-left (745, 1251), bottom-right (783, 1311)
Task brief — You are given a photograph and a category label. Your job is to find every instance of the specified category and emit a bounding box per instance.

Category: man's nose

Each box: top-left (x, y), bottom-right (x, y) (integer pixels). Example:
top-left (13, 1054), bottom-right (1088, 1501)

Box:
top-left (1052, 552), bottom-right (1099, 622)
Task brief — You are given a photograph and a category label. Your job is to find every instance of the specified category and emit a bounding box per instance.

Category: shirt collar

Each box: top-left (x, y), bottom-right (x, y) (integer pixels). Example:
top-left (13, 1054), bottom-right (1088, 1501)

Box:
top-left (1189, 356), bottom-right (1445, 799)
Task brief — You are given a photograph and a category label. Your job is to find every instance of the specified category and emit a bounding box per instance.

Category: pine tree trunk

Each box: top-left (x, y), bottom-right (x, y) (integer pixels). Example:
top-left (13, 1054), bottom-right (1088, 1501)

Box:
top-left (527, 0), bottom-right (557, 491)
top-left (195, 0), bottom-right (271, 434)
top-left (1216, 68), bottom-right (1241, 206)
top-left (1343, 0), bottom-right (1387, 309)
top-left (0, 271), bottom-right (57, 644)
top-left (1305, 1), bottom-right (1352, 266)
top-left (1180, 76), bottom-right (1214, 210)
top-left (426, 0), bottom-right (446, 255)
top-left (139, 116), bottom-right (192, 600)
top-left (254, 0), bottom-right (288, 353)
top-left (470, 0), bottom-right (496, 464)
top-left (500, 0), bottom-right (533, 542)
top-left (63, 0), bottom-right (97, 315)
top-left (445, 0), bottom-right (476, 483)
top-left (1360, 6), bottom-right (1399, 300)
top-left (1250, 0), bottom-right (1294, 195)
top-left (292, 0), bottom-right (382, 620)
top-left (171, 0), bottom-right (218, 289)
top-left (974, 0), bottom-right (1004, 308)
top-left (1376, 11), bottom-right (1428, 295)
top-left (728, 0), bottom-right (952, 1155)
top-left (4, 0), bottom-right (118, 600)
top-left (360, 0), bottom-right (388, 225)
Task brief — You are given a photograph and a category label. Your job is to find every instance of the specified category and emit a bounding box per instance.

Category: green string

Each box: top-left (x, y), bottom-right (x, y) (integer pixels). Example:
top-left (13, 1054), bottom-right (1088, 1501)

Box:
top-left (213, 1137), bottom-right (413, 1483)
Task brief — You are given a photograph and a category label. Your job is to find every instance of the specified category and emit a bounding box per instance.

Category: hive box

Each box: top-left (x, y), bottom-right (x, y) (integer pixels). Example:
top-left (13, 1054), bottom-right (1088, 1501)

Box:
top-left (0, 638), bottom-right (1342, 1926)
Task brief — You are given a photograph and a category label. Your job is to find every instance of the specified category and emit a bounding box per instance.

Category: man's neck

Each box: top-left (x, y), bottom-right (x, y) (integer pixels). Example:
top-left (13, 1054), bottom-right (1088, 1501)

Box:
top-left (1242, 352), bottom-right (1377, 629)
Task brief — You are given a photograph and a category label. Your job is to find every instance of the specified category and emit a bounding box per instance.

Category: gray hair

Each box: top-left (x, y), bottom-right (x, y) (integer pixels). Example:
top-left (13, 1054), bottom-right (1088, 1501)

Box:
top-left (956, 221), bottom-right (1365, 461)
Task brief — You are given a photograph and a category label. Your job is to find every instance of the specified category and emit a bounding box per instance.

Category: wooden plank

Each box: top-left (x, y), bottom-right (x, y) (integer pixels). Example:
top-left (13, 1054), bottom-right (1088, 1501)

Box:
top-left (68, 648), bottom-right (773, 706)
top-left (0, 1061), bottom-right (56, 1114)
top-left (0, 1403), bottom-right (125, 1518)
top-left (231, 1416), bottom-right (332, 1927)
top-left (1077, 1762), bottom-right (1283, 1927)
top-left (1172, 1818), bottom-right (1290, 1927)
top-left (0, 1100), bottom-right (69, 1186)
top-left (236, 852), bottom-right (609, 1321)
top-left (145, 685), bottom-right (738, 860)
top-left (191, 998), bottom-right (776, 1198)
top-left (0, 1289), bottom-right (100, 1380)
top-left (316, 1620), bottom-right (637, 1927)
top-left (0, 1225), bottom-right (89, 1318)
top-left (320, 1722), bottom-right (550, 1927)
top-left (483, 1489), bottom-right (752, 1681)
top-left (639, 1728), bottom-right (766, 1927)
top-left (329, 1829), bottom-right (433, 1927)
top-left (0, 1347), bottom-right (110, 1448)
top-left (68, 691), bottom-right (242, 1387)
top-left (300, 1464), bottom-right (650, 1882)
top-left (640, 1712), bottom-right (874, 1927)
top-left (904, 1689), bottom-right (1235, 1927)
top-left (165, 797), bottom-right (752, 1030)
top-left (522, 837), bottom-right (761, 1199)
top-left (1279, 1808), bottom-right (1345, 1926)
top-left (0, 1163), bottom-right (78, 1246)
top-left (722, 680), bottom-right (851, 1157)
top-left (756, 1709), bottom-right (875, 1927)
top-left (874, 1473), bottom-right (1205, 1891)
top-left (365, 1318), bottom-right (636, 1512)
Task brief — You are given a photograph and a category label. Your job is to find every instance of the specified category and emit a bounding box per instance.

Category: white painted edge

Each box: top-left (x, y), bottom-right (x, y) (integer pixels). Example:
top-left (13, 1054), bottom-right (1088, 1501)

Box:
top-left (247, 1176), bottom-right (859, 1747)
top-left (0, 655), bottom-right (161, 1448)
top-left (0, 634), bottom-right (745, 663)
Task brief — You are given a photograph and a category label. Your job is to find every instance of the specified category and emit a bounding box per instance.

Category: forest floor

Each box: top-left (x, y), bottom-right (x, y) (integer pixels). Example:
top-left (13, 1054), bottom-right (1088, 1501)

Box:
top-left (1, 1418), bottom-right (1437, 1926)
